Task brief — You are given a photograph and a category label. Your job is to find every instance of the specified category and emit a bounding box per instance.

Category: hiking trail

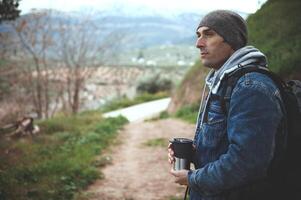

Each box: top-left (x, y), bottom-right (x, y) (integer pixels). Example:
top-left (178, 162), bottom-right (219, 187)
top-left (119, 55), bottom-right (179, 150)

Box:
top-left (84, 118), bottom-right (195, 200)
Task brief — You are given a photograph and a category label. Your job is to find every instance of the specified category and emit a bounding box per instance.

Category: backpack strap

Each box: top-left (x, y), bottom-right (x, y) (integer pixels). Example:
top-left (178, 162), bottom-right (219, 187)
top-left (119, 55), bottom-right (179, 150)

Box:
top-left (220, 66), bottom-right (287, 115)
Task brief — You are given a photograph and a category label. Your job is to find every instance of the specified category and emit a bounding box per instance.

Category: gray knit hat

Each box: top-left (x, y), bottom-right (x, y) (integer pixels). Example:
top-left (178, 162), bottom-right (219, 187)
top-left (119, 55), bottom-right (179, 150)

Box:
top-left (197, 10), bottom-right (248, 50)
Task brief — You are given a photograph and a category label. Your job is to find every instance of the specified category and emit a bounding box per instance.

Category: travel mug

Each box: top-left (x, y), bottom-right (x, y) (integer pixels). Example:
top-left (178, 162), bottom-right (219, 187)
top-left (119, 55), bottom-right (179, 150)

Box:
top-left (169, 138), bottom-right (193, 170)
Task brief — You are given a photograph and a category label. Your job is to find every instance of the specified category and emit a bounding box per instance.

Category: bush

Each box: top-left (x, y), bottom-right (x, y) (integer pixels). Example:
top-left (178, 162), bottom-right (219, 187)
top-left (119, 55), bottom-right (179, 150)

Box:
top-left (136, 74), bottom-right (173, 94)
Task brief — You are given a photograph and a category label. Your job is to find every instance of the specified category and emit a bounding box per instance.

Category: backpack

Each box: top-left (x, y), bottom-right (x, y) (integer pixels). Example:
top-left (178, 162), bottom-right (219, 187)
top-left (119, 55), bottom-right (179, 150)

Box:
top-left (218, 65), bottom-right (301, 198)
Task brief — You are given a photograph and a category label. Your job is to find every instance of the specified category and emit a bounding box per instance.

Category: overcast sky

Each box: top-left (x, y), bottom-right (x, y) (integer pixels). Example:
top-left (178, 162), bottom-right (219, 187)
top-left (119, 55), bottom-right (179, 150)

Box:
top-left (19, 0), bottom-right (268, 14)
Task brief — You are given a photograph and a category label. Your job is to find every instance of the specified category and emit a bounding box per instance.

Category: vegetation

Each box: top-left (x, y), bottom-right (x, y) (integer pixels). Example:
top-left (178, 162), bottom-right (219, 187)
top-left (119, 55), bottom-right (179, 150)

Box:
top-left (167, 60), bottom-right (208, 114)
top-left (175, 104), bottom-right (199, 124)
top-left (0, 111), bottom-right (128, 200)
top-left (148, 105), bottom-right (198, 124)
top-left (101, 92), bottom-right (169, 112)
top-left (247, 0), bottom-right (301, 77)
top-left (0, 0), bottom-right (21, 23)
top-left (136, 74), bottom-right (174, 94)
top-left (143, 137), bottom-right (168, 147)
top-left (0, 60), bottom-right (13, 100)
top-left (158, 111), bottom-right (170, 119)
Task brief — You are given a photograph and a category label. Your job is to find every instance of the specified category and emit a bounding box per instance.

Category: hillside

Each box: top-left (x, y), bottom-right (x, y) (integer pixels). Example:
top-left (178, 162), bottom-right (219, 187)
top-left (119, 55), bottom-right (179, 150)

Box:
top-left (247, 0), bottom-right (301, 78)
top-left (167, 61), bottom-right (209, 113)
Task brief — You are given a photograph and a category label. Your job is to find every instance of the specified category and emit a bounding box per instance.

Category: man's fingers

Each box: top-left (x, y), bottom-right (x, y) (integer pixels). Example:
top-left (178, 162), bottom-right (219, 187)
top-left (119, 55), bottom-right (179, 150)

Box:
top-left (168, 155), bottom-right (175, 164)
top-left (168, 153), bottom-right (174, 160)
top-left (168, 153), bottom-right (174, 161)
top-left (168, 144), bottom-right (175, 164)
top-left (168, 150), bottom-right (173, 157)
top-left (168, 147), bottom-right (174, 154)
top-left (168, 156), bottom-right (175, 165)
top-left (170, 168), bottom-right (176, 175)
top-left (170, 168), bottom-right (181, 177)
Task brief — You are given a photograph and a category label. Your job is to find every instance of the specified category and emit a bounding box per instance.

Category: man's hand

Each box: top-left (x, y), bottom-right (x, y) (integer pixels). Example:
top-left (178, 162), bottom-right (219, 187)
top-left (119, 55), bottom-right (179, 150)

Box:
top-left (170, 168), bottom-right (190, 186)
top-left (168, 143), bottom-right (175, 164)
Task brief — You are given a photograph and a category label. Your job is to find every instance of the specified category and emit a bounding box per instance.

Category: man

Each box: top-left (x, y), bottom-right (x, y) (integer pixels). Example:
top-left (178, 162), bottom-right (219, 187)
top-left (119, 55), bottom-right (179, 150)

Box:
top-left (168, 10), bottom-right (284, 200)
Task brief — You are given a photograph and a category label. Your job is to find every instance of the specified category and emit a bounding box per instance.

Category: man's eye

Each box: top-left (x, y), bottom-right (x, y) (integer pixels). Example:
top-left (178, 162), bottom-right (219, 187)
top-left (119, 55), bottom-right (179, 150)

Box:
top-left (205, 32), bottom-right (214, 37)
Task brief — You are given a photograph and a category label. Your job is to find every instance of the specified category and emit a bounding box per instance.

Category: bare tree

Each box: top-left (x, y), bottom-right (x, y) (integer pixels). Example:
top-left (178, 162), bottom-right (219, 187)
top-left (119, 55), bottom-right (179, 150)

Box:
top-left (56, 12), bottom-right (121, 114)
top-left (13, 10), bottom-right (62, 118)
top-left (2, 9), bottom-right (123, 119)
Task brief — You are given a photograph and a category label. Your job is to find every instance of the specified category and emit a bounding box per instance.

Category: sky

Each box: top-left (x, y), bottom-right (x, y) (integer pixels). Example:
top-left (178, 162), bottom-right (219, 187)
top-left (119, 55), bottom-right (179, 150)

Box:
top-left (19, 0), bottom-right (268, 15)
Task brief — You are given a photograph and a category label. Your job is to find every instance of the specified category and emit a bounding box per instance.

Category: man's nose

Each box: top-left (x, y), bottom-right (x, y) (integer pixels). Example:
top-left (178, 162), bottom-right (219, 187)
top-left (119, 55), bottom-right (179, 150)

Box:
top-left (196, 37), bottom-right (205, 48)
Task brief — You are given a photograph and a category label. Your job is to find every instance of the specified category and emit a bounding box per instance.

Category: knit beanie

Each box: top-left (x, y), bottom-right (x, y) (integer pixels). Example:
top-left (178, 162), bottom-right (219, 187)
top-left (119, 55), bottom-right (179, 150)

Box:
top-left (197, 10), bottom-right (248, 50)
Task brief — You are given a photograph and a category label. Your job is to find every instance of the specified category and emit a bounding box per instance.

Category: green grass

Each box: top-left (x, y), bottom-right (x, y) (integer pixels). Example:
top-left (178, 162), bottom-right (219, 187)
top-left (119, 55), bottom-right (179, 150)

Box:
top-left (175, 104), bottom-right (199, 124)
top-left (143, 138), bottom-right (169, 147)
top-left (101, 92), bottom-right (169, 112)
top-left (146, 111), bottom-right (170, 122)
top-left (0, 111), bottom-right (128, 200)
top-left (147, 104), bottom-right (199, 124)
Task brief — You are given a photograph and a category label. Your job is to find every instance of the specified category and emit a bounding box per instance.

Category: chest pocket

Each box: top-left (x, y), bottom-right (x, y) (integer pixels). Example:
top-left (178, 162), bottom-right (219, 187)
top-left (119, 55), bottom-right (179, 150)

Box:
top-left (201, 97), bottom-right (227, 148)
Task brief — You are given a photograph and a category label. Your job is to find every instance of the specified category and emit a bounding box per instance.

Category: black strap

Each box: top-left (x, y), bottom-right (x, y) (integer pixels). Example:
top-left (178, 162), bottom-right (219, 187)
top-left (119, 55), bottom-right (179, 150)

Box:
top-left (183, 186), bottom-right (190, 200)
top-left (219, 66), bottom-right (287, 115)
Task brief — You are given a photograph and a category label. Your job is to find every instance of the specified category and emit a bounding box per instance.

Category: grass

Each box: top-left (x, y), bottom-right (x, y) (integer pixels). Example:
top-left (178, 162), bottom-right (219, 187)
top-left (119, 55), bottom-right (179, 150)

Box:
top-left (0, 111), bottom-right (128, 200)
top-left (101, 92), bottom-right (169, 112)
top-left (147, 104), bottom-right (199, 124)
top-left (175, 104), bottom-right (199, 124)
top-left (143, 138), bottom-right (169, 148)
top-left (146, 111), bottom-right (170, 122)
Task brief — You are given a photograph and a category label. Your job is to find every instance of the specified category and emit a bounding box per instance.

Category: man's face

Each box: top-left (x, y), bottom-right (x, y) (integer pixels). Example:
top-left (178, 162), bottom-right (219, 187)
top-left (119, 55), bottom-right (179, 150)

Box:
top-left (196, 26), bottom-right (234, 70)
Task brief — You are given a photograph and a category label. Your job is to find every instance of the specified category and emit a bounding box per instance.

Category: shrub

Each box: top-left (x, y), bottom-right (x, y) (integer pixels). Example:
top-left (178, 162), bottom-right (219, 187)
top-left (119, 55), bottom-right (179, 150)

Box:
top-left (136, 74), bottom-right (173, 94)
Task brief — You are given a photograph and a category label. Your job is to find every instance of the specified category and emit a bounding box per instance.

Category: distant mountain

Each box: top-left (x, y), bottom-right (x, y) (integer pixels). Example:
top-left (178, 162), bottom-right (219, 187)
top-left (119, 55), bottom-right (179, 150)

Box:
top-left (91, 12), bottom-right (204, 49)
top-left (1, 8), bottom-right (249, 66)
top-left (5, 9), bottom-right (203, 48)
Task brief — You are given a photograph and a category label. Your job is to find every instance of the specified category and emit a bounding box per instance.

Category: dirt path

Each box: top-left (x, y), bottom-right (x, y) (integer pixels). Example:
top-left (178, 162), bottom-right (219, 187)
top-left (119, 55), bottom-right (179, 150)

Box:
top-left (84, 118), bottom-right (195, 200)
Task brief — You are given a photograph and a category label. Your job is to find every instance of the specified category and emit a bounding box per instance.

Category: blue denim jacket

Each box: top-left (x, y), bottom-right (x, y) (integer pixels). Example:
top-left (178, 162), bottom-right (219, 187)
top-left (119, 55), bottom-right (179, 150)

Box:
top-left (188, 72), bottom-right (284, 200)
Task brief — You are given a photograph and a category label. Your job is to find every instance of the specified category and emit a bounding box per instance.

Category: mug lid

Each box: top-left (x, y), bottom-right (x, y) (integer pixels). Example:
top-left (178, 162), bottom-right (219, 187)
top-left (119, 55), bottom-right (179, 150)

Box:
top-left (170, 137), bottom-right (193, 144)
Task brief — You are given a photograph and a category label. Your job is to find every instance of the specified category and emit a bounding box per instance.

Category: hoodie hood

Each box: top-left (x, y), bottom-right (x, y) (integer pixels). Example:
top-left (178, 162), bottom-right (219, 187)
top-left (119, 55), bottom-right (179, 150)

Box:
top-left (205, 46), bottom-right (268, 94)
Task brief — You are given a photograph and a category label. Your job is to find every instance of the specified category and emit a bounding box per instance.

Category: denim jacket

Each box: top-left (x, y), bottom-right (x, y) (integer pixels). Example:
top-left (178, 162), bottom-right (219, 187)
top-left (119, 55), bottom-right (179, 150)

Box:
top-left (187, 71), bottom-right (284, 200)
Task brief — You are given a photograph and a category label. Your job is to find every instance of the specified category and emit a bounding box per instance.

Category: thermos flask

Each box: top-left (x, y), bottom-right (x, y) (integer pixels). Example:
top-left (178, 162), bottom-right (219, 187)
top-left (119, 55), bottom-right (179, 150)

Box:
top-left (170, 138), bottom-right (193, 170)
